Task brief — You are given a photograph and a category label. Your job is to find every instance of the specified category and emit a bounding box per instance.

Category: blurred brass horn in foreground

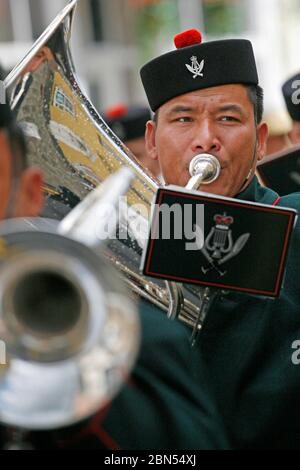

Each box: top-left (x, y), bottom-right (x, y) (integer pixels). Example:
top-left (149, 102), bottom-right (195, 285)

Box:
top-left (0, 168), bottom-right (140, 435)
top-left (4, 0), bottom-right (205, 332)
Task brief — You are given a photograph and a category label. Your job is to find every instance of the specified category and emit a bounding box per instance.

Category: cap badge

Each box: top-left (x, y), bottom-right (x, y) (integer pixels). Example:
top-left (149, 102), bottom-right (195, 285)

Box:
top-left (185, 56), bottom-right (204, 79)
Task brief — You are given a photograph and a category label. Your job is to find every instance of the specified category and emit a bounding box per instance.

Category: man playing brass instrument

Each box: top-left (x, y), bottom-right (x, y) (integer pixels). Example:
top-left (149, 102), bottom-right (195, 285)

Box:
top-left (140, 28), bottom-right (300, 449)
top-left (0, 102), bottom-right (228, 450)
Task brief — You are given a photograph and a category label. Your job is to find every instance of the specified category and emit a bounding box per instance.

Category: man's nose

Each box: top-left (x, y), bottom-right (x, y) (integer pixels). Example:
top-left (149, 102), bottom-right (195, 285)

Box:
top-left (191, 120), bottom-right (221, 153)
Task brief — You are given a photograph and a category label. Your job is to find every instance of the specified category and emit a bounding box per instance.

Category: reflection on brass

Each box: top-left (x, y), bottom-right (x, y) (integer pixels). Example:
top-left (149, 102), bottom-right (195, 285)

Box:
top-left (5, 0), bottom-right (204, 330)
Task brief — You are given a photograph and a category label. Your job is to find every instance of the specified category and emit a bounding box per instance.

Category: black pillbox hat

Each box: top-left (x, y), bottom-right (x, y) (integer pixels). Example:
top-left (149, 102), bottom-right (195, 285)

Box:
top-left (140, 29), bottom-right (259, 112)
top-left (105, 104), bottom-right (151, 141)
top-left (282, 72), bottom-right (300, 122)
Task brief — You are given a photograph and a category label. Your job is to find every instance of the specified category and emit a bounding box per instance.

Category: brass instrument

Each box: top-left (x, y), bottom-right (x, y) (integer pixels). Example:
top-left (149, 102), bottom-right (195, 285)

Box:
top-left (187, 154), bottom-right (221, 190)
top-left (4, 0), bottom-right (221, 333)
top-left (0, 168), bottom-right (140, 436)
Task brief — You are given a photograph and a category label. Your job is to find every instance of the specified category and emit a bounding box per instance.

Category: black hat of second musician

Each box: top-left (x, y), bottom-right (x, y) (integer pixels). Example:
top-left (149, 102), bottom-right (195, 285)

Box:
top-left (140, 29), bottom-right (259, 112)
top-left (105, 104), bottom-right (151, 142)
top-left (282, 72), bottom-right (300, 122)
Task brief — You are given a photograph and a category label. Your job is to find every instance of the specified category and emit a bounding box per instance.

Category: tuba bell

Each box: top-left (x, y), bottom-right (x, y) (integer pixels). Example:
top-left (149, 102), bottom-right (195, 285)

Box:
top-left (4, 0), bottom-right (217, 333)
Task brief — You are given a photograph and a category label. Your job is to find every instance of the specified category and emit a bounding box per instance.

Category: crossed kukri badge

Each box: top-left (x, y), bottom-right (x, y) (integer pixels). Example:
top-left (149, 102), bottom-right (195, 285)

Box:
top-left (201, 213), bottom-right (250, 276)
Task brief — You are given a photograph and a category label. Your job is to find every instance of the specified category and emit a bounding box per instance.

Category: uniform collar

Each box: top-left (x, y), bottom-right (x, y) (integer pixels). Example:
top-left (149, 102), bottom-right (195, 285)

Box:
top-left (235, 175), bottom-right (279, 205)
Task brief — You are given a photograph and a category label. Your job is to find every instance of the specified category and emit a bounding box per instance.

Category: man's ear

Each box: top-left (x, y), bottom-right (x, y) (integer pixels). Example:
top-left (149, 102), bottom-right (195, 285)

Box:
top-left (256, 122), bottom-right (269, 162)
top-left (145, 120), bottom-right (158, 161)
top-left (14, 167), bottom-right (44, 217)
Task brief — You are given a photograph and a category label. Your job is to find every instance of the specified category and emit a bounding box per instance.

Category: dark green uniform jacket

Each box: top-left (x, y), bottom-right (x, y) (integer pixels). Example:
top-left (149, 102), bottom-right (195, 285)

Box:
top-left (98, 299), bottom-right (229, 450)
top-left (197, 176), bottom-right (300, 449)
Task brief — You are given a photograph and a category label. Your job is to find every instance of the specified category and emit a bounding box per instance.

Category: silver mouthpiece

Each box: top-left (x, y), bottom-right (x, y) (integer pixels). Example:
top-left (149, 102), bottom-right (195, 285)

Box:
top-left (186, 154), bottom-right (221, 190)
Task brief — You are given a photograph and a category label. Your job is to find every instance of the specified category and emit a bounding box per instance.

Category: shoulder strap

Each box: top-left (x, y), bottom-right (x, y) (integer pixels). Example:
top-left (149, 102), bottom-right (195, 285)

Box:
top-left (272, 195), bottom-right (281, 206)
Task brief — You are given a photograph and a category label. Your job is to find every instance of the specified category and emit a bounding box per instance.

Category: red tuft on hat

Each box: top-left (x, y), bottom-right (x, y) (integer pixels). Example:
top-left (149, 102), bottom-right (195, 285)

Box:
top-left (106, 103), bottom-right (129, 119)
top-left (174, 29), bottom-right (202, 49)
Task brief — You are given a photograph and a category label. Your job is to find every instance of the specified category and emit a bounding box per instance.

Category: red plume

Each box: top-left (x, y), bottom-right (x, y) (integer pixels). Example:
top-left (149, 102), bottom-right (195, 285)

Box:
top-left (174, 29), bottom-right (202, 49)
top-left (106, 104), bottom-right (128, 119)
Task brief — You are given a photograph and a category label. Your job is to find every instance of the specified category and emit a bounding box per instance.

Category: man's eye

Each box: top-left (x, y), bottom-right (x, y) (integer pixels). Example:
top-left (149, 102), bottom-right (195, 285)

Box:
top-left (176, 116), bottom-right (192, 122)
top-left (220, 116), bottom-right (239, 122)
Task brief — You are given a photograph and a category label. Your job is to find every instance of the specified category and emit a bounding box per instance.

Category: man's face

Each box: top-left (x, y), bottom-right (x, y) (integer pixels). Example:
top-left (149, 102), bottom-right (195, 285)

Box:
top-left (145, 84), bottom-right (268, 197)
top-left (0, 130), bottom-right (43, 221)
